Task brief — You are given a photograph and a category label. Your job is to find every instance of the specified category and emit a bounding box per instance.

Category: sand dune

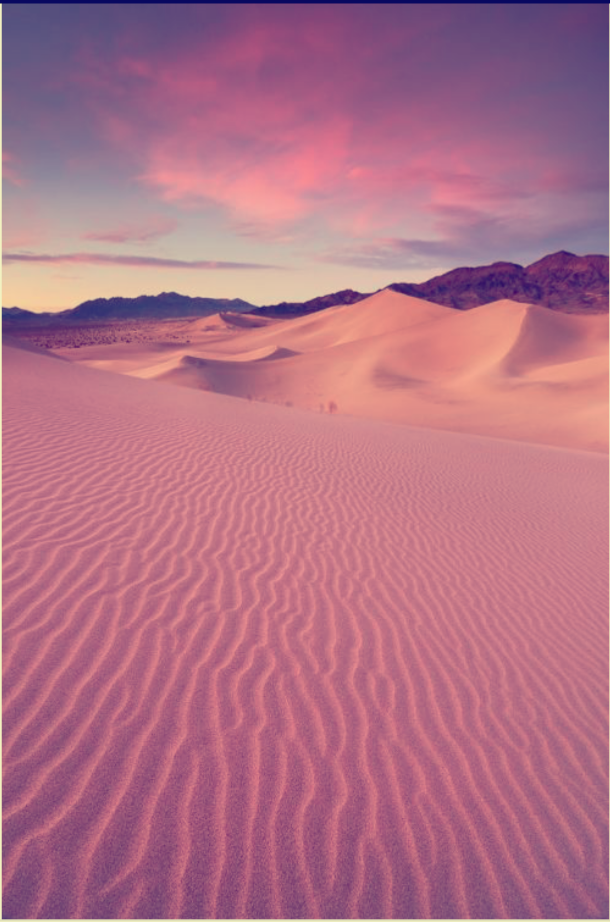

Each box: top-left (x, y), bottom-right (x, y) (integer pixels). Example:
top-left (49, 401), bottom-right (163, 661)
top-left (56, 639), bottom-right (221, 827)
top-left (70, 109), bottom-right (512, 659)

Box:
top-left (3, 340), bottom-right (608, 919)
top-left (54, 290), bottom-right (609, 452)
top-left (216, 311), bottom-right (279, 329)
top-left (217, 290), bottom-right (453, 353)
top-left (1, 333), bottom-right (70, 361)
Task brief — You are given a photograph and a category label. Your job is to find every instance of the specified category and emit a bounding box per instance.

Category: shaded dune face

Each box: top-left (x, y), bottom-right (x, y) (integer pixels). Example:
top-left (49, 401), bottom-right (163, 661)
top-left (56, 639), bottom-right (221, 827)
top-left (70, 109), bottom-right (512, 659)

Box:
top-left (3, 343), bottom-right (609, 919)
top-left (498, 306), bottom-right (610, 376)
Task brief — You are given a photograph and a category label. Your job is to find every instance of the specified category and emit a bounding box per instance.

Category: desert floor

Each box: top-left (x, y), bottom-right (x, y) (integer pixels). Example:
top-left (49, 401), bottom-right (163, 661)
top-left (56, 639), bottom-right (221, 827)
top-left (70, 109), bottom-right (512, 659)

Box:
top-left (2, 295), bottom-right (608, 919)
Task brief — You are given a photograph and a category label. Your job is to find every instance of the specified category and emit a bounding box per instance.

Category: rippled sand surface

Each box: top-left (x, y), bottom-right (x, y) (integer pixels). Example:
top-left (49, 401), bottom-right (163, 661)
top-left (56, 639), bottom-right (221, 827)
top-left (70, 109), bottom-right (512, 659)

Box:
top-left (3, 341), bottom-right (608, 918)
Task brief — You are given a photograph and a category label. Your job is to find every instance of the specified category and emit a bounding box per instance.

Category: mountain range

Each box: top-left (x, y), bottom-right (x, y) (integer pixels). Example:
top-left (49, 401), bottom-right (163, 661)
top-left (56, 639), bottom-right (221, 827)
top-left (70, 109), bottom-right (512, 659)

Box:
top-left (254, 252), bottom-right (608, 317)
top-left (3, 251), bottom-right (608, 325)
top-left (2, 293), bottom-right (255, 324)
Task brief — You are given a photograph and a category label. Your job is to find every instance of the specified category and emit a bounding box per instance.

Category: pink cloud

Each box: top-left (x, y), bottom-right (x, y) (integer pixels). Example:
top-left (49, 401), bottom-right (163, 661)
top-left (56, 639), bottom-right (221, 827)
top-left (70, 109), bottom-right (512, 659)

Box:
top-left (3, 229), bottom-right (44, 249)
top-left (138, 119), bottom-right (352, 224)
top-left (537, 169), bottom-right (608, 196)
top-left (231, 221), bottom-right (297, 245)
top-left (320, 159), bottom-right (536, 240)
top-left (2, 252), bottom-right (281, 270)
top-left (67, 9), bottom-right (363, 226)
top-left (82, 216), bottom-right (178, 243)
top-left (40, 4), bottom-right (605, 250)
top-left (3, 194), bottom-right (48, 248)
top-left (2, 151), bottom-right (24, 187)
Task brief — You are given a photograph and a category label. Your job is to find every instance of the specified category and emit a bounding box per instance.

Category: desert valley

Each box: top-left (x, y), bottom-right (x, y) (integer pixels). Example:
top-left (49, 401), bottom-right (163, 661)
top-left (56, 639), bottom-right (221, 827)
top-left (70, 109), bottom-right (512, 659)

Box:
top-left (3, 3), bottom-right (608, 918)
top-left (3, 253), bottom-right (609, 919)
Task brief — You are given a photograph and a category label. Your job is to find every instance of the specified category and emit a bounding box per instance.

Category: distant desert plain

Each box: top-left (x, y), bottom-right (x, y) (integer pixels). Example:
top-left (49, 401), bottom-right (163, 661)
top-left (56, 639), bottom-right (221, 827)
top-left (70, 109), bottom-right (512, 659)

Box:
top-left (3, 284), bottom-right (609, 918)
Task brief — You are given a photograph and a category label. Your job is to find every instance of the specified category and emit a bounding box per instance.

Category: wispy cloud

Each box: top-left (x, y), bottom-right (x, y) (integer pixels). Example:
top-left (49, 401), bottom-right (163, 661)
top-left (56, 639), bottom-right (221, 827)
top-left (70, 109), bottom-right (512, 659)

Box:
top-left (82, 216), bottom-right (178, 243)
top-left (537, 169), bottom-right (609, 196)
top-left (2, 195), bottom-right (49, 248)
top-left (316, 238), bottom-right (463, 271)
top-left (317, 203), bottom-right (608, 273)
top-left (2, 151), bottom-right (24, 187)
top-left (317, 200), bottom-right (518, 270)
top-left (3, 230), bottom-right (44, 249)
top-left (2, 252), bottom-right (281, 270)
top-left (231, 221), bottom-right (298, 245)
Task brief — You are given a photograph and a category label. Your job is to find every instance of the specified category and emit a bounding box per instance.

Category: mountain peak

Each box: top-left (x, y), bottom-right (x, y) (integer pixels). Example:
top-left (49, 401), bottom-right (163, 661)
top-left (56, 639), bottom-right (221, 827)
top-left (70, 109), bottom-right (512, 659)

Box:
top-left (526, 250), bottom-right (577, 270)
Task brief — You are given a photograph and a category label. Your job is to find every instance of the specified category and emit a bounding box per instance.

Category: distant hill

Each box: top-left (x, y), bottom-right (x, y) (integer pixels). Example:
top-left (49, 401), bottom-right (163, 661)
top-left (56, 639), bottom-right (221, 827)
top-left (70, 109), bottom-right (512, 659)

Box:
top-left (3, 252), bottom-right (608, 326)
top-left (2, 292), bottom-right (257, 325)
top-left (2, 306), bottom-right (42, 322)
top-left (252, 289), bottom-right (368, 319)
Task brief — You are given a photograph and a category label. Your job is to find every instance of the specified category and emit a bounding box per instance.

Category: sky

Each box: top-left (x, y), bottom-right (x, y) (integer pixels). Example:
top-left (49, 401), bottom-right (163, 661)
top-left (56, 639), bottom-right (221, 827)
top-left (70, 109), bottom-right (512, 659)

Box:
top-left (3, 3), bottom-right (608, 312)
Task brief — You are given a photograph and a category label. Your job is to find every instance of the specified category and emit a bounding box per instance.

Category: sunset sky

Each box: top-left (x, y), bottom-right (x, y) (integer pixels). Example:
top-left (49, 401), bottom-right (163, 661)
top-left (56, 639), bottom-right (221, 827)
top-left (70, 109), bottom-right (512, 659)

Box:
top-left (3, 3), bottom-right (608, 312)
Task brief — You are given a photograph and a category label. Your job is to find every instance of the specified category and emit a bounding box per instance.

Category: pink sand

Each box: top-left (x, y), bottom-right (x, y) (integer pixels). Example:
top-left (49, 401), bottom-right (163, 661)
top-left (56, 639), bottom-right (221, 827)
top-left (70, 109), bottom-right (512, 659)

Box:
top-left (3, 340), bottom-right (608, 919)
top-left (59, 292), bottom-right (609, 454)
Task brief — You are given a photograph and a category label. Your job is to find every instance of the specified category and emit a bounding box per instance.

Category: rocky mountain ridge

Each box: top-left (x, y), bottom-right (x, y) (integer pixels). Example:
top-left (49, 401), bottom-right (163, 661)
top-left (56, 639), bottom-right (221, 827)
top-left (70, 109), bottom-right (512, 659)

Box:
top-left (387, 251), bottom-right (608, 313)
top-left (3, 252), bottom-right (607, 325)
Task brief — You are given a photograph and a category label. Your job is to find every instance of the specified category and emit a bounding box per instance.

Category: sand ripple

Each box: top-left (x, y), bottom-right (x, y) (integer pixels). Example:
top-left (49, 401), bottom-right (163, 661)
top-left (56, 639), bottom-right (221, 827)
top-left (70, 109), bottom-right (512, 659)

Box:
top-left (3, 345), bottom-right (608, 919)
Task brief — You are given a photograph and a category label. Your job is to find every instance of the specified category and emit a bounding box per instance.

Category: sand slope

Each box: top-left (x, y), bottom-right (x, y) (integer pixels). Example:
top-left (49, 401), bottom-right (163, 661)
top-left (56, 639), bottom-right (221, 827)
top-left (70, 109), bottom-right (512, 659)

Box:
top-left (3, 341), bottom-right (608, 919)
top-left (57, 291), bottom-right (609, 452)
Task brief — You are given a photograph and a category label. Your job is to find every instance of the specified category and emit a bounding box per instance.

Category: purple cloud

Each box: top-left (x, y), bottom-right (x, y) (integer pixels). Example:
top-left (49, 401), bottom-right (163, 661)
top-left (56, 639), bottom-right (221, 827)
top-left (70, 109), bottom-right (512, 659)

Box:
top-left (316, 238), bottom-right (463, 271)
top-left (2, 152), bottom-right (24, 187)
top-left (2, 252), bottom-right (282, 270)
top-left (82, 217), bottom-right (179, 243)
